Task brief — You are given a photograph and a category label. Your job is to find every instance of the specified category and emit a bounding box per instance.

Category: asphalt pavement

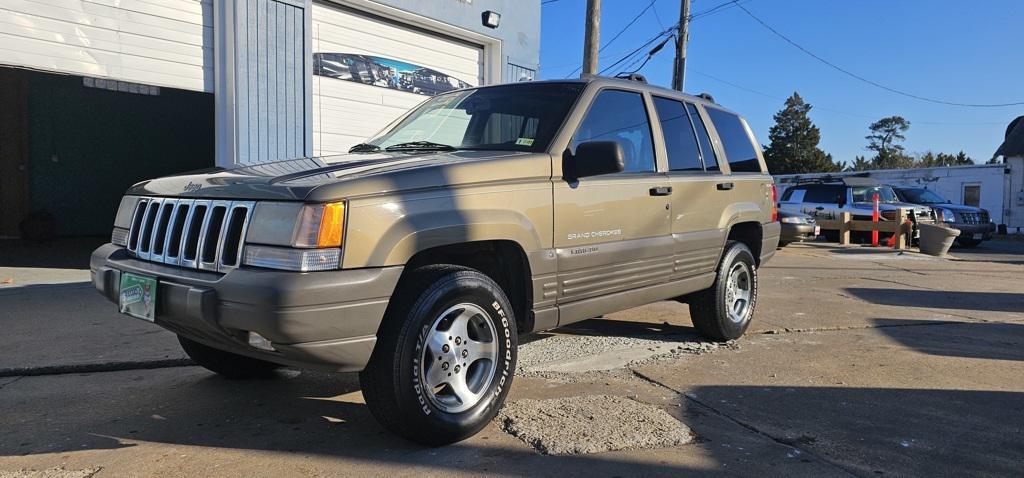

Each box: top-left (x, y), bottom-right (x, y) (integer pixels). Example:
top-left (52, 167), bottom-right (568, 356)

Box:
top-left (0, 237), bottom-right (1022, 477)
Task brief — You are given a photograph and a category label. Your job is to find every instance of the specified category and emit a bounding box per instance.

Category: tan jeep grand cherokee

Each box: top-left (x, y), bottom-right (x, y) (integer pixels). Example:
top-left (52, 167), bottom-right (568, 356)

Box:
top-left (92, 76), bottom-right (780, 445)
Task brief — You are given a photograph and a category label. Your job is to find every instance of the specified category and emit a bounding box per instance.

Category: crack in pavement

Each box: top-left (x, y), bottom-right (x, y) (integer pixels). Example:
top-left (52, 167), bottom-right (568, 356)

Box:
top-left (0, 375), bottom-right (25, 390)
top-left (628, 369), bottom-right (860, 477)
top-left (0, 358), bottom-right (194, 378)
top-left (754, 319), bottom-right (969, 336)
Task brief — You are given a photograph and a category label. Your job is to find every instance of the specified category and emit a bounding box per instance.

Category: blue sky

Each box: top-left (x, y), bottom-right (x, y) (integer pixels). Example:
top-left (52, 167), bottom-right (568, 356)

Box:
top-left (539, 0), bottom-right (1024, 165)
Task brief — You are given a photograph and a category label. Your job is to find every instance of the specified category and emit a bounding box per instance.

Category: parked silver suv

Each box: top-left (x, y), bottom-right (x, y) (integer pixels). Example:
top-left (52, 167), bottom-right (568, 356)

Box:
top-left (778, 177), bottom-right (934, 241)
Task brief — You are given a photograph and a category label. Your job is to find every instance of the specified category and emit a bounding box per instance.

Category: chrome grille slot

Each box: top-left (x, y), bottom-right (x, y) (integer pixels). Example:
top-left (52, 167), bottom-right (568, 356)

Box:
top-left (123, 197), bottom-right (255, 273)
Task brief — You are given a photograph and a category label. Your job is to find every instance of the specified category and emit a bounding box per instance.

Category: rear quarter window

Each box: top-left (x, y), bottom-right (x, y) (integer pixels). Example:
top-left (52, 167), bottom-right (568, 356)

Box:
top-left (705, 108), bottom-right (762, 173)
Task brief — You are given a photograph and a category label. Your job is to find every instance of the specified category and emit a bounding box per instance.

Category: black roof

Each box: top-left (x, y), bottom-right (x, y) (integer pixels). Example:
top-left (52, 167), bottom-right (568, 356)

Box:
top-left (995, 116), bottom-right (1024, 158)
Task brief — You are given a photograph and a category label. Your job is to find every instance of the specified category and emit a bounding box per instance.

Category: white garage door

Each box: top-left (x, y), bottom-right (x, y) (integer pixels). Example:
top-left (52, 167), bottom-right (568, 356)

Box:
top-left (312, 2), bottom-right (484, 156)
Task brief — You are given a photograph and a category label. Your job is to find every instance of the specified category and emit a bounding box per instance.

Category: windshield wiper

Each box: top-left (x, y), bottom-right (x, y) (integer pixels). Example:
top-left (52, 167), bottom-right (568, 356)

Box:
top-left (384, 141), bottom-right (458, 152)
top-left (348, 143), bottom-right (381, 153)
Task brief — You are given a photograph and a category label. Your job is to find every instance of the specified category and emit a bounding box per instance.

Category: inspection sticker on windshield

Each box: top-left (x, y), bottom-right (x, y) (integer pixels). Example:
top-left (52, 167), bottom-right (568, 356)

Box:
top-left (515, 138), bottom-right (535, 146)
top-left (119, 272), bottom-right (157, 322)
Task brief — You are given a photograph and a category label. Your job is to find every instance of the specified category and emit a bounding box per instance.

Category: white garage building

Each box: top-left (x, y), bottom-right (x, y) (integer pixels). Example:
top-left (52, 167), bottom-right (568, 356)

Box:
top-left (0, 0), bottom-right (539, 237)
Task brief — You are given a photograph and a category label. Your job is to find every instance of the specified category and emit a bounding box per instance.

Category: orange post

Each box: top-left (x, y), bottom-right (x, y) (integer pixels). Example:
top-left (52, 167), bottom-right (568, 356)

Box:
top-left (872, 193), bottom-right (880, 247)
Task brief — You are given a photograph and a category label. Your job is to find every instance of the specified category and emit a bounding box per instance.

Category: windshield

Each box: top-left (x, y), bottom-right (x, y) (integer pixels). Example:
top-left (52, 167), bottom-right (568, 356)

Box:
top-left (362, 82), bottom-right (585, 153)
top-left (852, 186), bottom-right (899, 203)
top-left (897, 188), bottom-right (949, 204)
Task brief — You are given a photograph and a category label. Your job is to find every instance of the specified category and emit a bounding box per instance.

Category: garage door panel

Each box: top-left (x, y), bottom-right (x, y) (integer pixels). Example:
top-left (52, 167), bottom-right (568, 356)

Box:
top-left (311, 1), bottom-right (484, 156)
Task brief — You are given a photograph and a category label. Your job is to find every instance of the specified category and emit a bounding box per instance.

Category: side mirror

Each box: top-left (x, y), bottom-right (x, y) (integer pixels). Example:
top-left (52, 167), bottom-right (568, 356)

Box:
top-left (565, 141), bottom-right (625, 180)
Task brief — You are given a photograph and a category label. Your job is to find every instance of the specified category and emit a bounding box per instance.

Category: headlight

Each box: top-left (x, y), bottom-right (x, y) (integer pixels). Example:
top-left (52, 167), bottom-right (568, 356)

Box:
top-left (780, 216), bottom-right (808, 224)
top-left (935, 208), bottom-right (955, 223)
top-left (242, 201), bottom-right (346, 271)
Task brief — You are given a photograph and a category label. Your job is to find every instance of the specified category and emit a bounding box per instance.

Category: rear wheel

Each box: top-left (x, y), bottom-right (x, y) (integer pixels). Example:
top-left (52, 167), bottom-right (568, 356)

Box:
top-left (689, 242), bottom-right (758, 341)
top-left (178, 336), bottom-right (281, 379)
top-left (359, 265), bottom-right (517, 446)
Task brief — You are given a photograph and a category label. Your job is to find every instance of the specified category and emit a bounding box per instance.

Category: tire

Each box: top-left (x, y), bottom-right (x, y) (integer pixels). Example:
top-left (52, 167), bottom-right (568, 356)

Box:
top-left (777, 240), bottom-right (789, 248)
top-left (359, 265), bottom-right (517, 446)
top-left (178, 336), bottom-right (282, 379)
top-left (957, 238), bottom-right (982, 248)
top-left (688, 241), bottom-right (758, 342)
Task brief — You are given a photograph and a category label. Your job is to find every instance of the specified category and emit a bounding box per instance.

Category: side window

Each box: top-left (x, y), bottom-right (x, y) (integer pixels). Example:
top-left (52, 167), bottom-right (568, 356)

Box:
top-left (573, 90), bottom-right (656, 173)
top-left (686, 103), bottom-right (719, 172)
top-left (705, 108), bottom-right (762, 173)
top-left (781, 187), bottom-right (805, 202)
top-left (804, 185), bottom-right (845, 204)
top-left (653, 97), bottom-right (703, 172)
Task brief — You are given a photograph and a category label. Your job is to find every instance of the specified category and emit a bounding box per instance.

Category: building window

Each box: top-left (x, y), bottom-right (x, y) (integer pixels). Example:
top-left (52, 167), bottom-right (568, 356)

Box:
top-left (963, 184), bottom-right (981, 207)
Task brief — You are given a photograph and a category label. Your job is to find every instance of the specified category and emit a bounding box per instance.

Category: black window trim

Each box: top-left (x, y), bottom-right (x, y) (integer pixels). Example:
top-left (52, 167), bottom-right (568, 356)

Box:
top-left (569, 86), bottom-right (661, 177)
top-left (702, 104), bottom-right (765, 175)
top-left (651, 94), bottom-right (715, 175)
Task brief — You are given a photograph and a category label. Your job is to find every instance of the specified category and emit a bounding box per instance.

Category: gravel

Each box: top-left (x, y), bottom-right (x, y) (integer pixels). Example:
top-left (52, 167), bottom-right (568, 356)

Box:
top-left (517, 332), bottom-right (736, 375)
top-left (0, 467), bottom-right (101, 478)
top-left (497, 395), bottom-right (693, 455)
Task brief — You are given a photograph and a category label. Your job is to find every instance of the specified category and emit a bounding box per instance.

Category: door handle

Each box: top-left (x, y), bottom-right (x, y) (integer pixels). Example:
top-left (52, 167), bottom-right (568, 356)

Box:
top-left (649, 186), bottom-right (673, 196)
top-left (716, 182), bottom-right (734, 191)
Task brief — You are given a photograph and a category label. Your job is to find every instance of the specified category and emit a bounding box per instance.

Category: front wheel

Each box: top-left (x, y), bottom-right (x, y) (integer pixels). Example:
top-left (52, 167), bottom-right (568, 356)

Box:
top-left (688, 241), bottom-right (758, 341)
top-left (359, 265), bottom-right (517, 446)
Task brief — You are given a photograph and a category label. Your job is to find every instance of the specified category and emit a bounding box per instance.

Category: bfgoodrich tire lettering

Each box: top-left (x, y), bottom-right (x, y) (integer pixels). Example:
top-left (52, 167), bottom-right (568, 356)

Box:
top-left (360, 265), bottom-right (518, 446)
top-left (688, 241), bottom-right (758, 341)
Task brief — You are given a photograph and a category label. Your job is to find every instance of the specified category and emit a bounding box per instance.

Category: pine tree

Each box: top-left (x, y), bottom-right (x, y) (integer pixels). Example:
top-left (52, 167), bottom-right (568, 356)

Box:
top-left (762, 92), bottom-right (841, 174)
top-left (866, 116), bottom-right (913, 169)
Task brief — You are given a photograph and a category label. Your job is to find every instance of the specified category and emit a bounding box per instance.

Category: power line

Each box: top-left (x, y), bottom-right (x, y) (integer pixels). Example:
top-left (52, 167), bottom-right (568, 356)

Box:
top-left (620, 34), bottom-right (674, 75)
top-left (686, 67), bottom-right (1009, 126)
top-left (732, 1), bottom-right (1024, 108)
top-left (568, 0), bottom-right (660, 77)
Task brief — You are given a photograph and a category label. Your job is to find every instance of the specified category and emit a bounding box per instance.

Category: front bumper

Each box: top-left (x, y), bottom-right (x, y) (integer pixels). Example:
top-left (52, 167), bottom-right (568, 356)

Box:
top-left (948, 222), bottom-right (996, 240)
top-left (780, 223), bottom-right (818, 243)
top-left (91, 244), bottom-right (402, 372)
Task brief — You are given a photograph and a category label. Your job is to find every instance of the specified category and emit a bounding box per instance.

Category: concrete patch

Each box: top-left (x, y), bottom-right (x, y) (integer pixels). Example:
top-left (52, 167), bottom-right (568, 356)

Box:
top-left (0, 466), bottom-right (101, 478)
top-left (518, 333), bottom-right (734, 375)
top-left (497, 395), bottom-right (693, 455)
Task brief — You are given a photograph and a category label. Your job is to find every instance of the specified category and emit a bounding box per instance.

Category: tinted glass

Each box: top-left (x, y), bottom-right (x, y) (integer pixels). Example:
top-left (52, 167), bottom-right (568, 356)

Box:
top-left (804, 185), bottom-right (846, 204)
top-left (573, 90), bottom-right (656, 173)
top-left (852, 186), bottom-right (898, 203)
top-left (897, 188), bottom-right (948, 204)
top-left (653, 97), bottom-right (703, 172)
top-left (687, 103), bottom-right (719, 172)
top-left (705, 108), bottom-right (762, 173)
top-left (780, 186), bottom-right (801, 201)
top-left (366, 82), bottom-right (584, 152)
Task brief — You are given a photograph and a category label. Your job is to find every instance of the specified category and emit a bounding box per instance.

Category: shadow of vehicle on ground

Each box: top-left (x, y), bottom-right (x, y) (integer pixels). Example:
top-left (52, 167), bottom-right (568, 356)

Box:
top-left (845, 288), bottom-right (1024, 313)
top-left (871, 318), bottom-right (1024, 362)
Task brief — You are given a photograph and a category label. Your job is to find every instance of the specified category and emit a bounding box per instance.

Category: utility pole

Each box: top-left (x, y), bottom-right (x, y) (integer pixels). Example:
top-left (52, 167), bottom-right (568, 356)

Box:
top-left (581, 0), bottom-right (601, 77)
top-left (671, 0), bottom-right (691, 91)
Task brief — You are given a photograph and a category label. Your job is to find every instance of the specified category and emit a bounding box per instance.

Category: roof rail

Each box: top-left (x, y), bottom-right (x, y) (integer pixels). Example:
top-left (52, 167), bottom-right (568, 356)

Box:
top-left (697, 92), bottom-right (716, 103)
top-left (614, 73), bottom-right (648, 83)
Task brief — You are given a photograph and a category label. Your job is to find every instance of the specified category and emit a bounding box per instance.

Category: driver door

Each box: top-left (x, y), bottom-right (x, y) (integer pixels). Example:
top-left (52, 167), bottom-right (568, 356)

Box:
top-left (553, 89), bottom-right (673, 318)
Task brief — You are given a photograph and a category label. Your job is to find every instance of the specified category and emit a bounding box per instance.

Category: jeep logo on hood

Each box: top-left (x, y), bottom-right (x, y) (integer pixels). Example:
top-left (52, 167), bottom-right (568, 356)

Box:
top-left (183, 181), bottom-right (202, 193)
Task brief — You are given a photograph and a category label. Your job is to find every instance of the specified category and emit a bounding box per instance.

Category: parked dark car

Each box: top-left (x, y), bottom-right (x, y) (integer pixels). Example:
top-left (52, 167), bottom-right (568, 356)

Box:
top-left (892, 187), bottom-right (996, 247)
top-left (778, 209), bottom-right (819, 246)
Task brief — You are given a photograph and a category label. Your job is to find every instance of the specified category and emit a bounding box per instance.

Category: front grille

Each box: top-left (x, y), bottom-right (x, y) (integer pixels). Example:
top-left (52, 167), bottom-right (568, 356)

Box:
top-left (126, 197), bottom-right (255, 272)
top-left (959, 211), bottom-right (989, 225)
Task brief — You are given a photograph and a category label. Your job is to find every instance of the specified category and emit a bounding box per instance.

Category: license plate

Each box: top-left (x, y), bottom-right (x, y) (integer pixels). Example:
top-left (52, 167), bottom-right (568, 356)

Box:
top-left (814, 226), bottom-right (821, 236)
top-left (119, 272), bottom-right (157, 322)
top-left (972, 233), bottom-right (983, 240)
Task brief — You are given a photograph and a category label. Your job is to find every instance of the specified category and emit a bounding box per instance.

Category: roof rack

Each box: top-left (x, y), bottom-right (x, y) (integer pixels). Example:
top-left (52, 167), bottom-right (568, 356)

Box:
top-left (614, 73), bottom-right (648, 83)
top-left (789, 174), bottom-right (879, 187)
top-left (696, 92), bottom-right (716, 103)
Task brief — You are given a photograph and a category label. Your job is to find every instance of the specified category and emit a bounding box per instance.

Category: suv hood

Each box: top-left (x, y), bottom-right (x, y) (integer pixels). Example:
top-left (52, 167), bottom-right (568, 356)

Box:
top-left (851, 201), bottom-right (932, 214)
top-left (127, 150), bottom-right (548, 201)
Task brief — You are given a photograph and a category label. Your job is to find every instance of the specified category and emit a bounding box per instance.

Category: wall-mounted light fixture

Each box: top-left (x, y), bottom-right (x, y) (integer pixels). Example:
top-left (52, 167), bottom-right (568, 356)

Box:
top-left (481, 10), bottom-right (501, 29)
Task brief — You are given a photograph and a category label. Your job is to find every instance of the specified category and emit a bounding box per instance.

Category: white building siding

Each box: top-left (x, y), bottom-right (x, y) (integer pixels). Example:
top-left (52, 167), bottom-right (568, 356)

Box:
top-left (0, 0), bottom-right (213, 92)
